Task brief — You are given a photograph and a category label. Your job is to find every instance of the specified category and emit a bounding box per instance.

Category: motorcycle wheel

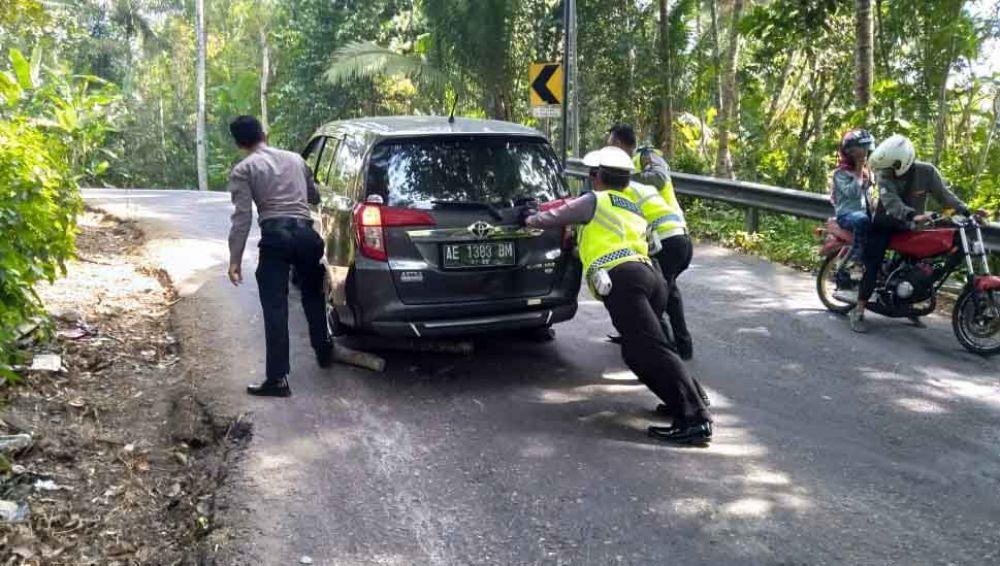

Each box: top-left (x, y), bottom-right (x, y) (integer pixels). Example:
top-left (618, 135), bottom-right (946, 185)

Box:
top-left (952, 287), bottom-right (1000, 356)
top-left (816, 252), bottom-right (855, 315)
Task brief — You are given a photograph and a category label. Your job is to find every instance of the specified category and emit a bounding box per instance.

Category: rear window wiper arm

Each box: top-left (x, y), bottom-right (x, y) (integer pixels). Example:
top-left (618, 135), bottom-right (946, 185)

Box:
top-left (430, 200), bottom-right (504, 222)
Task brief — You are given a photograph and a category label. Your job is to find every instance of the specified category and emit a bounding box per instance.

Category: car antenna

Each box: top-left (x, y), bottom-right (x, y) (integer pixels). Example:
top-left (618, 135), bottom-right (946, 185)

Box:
top-left (448, 93), bottom-right (458, 124)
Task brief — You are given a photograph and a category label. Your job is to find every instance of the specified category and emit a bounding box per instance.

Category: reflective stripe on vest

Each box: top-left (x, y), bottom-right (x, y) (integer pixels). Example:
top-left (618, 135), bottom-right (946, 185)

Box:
top-left (578, 191), bottom-right (649, 294)
top-left (625, 181), bottom-right (686, 238)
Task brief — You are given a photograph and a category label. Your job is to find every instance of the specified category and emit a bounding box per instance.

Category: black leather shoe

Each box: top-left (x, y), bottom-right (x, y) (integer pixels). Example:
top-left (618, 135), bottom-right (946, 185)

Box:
top-left (247, 377), bottom-right (291, 397)
top-left (648, 421), bottom-right (712, 445)
top-left (316, 343), bottom-right (334, 368)
top-left (606, 334), bottom-right (622, 344)
top-left (676, 338), bottom-right (693, 360)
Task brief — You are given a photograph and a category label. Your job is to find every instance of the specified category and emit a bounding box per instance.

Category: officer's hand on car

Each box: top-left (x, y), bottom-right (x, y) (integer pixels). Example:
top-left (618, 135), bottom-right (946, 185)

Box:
top-left (517, 198), bottom-right (539, 227)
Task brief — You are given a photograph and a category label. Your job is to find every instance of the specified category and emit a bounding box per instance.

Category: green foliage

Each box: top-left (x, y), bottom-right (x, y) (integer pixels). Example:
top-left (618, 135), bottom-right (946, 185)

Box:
top-left (0, 40), bottom-right (120, 381)
top-left (684, 198), bottom-right (819, 270)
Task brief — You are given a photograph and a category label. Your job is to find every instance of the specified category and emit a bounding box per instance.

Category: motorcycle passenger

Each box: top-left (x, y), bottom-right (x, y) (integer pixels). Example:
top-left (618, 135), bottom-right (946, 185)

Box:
top-left (849, 134), bottom-right (976, 333)
top-left (830, 129), bottom-right (876, 298)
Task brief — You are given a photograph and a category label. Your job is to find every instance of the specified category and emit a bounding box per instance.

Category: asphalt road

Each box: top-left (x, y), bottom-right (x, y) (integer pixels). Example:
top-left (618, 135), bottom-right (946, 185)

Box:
top-left (85, 189), bottom-right (1000, 566)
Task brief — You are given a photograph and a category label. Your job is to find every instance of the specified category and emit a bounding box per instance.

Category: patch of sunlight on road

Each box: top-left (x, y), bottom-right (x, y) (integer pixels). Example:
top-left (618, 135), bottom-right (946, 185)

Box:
top-left (151, 237), bottom-right (229, 294)
top-left (744, 468), bottom-right (791, 486)
top-left (736, 326), bottom-right (771, 337)
top-left (670, 497), bottom-right (714, 517)
top-left (722, 497), bottom-right (774, 518)
top-left (529, 383), bottom-right (648, 404)
top-left (573, 383), bottom-right (648, 395)
top-left (926, 376), bottom-right (1000, 409)
top-left (702, 439), bottom-right (769, 458)
top-left (894, 397), bottom-right (948, 414)
top-left (859, 367), bottom-right (914, 382)
top-left (602, 370), bottom-right (637, 381)
top-left (533, 388), bottom-right (588, 404)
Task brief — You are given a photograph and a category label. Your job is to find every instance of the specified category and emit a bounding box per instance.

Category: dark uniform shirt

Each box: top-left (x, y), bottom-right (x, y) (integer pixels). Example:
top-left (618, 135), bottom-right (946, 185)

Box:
top-left (227, 145), bottom-right (320, 266)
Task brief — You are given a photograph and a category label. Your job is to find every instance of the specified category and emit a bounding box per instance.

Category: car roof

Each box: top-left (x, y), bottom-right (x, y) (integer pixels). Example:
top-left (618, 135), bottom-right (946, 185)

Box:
top-left (313, 116), bottom-right (546, 141)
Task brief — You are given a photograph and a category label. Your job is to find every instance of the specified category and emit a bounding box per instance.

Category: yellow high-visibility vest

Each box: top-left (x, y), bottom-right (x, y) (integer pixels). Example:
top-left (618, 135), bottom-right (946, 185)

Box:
top-left (633, 149), bottom-right (687, 237)
top-left (578, 190), bottom-right (649, 297)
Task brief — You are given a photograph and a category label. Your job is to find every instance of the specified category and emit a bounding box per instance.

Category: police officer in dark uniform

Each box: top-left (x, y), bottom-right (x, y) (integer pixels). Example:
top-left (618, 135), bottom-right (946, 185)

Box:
top-left (523, 146), bottom-right (713, 445)
top-left (226, 115), bottom-right (332, 397)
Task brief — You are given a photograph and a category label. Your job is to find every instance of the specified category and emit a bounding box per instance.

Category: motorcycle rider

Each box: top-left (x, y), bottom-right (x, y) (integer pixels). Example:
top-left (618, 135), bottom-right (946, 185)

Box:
top-left (849, 134), bottom-right (979, 333)
top-left (830, 129), bottom-right (876, 300)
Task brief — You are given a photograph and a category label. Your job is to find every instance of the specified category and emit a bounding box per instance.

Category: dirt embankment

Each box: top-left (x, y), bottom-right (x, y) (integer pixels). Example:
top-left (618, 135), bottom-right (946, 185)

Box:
top-left (1, 211), bottom-right (249, 565)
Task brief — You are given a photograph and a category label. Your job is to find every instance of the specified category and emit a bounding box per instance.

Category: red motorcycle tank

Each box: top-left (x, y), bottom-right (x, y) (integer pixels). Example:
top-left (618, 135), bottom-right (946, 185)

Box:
top-left (889, 229), bottom-right (955, 259)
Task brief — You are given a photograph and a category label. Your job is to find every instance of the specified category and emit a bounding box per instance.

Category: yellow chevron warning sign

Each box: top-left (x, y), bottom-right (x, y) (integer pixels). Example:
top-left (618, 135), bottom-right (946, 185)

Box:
top-left (529, 63), bottom-right (563, 107)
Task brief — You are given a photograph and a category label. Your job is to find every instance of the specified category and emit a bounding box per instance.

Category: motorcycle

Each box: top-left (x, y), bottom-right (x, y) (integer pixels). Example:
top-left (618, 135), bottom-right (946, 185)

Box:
top-left (816, 213), bottom-right (1000, 355)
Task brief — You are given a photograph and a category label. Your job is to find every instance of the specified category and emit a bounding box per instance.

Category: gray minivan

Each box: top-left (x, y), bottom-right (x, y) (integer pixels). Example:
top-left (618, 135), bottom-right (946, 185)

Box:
top-left (301, 116), bottom-right (582, 338)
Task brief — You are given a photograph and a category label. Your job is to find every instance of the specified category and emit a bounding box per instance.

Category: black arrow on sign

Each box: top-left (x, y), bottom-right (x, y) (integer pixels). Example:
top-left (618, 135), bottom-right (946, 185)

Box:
top-left (531, 64), bottom-right (560, 104)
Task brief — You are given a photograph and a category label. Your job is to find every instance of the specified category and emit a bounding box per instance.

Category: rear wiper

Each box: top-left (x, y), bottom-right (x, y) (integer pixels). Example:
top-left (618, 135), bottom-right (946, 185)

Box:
top-left (431, 200), bottom-right (504, 221)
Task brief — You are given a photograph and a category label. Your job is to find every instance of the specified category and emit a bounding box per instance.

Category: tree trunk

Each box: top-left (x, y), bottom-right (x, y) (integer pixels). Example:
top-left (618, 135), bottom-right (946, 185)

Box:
top-left (973, 92), bottom-right (999, 185)
top-left (195, 0), bottom-right (208, 191)
top-left (715, 0), bottom-right (743, 179)
top-left (658, 0), bottom-right (674, 160)
top-left (159, 96), bottom-right (167, 166)
top-left (260, 27), bottom-right (270, 131)
top-left (708, 0), bottom-right (722, 111)
top-left (932, 34), bottom-right (958, 165)
top-left (854, 0), bottom-right (874, 113)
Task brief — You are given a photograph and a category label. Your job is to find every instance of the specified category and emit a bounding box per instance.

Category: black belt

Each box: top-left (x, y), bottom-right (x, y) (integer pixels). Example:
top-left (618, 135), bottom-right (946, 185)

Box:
top-left (260, 217), bottom-right (313, 231)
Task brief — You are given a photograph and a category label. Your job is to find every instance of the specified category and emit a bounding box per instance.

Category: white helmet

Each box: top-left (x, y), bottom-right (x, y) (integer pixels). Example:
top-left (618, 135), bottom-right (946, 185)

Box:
top-left (582, 146), bottom-right (635, 172)
top-left (869, 134), bottom-right (915, 176)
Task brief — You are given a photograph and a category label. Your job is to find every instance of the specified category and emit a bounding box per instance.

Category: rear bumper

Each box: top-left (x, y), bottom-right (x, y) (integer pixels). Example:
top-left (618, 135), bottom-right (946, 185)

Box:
top-left (369, 302), bottom-right (577, 337)
top-left (343, 255), bottom-right (583, 337)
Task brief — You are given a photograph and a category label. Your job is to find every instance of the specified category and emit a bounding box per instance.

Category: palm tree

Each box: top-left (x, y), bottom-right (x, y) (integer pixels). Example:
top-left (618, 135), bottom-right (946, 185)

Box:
top-left (326, 41), bottom-right (456, 114)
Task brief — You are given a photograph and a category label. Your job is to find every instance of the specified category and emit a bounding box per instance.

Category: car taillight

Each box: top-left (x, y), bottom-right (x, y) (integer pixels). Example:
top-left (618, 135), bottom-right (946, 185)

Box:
top-left (354, 204), bottom-right (435, 262)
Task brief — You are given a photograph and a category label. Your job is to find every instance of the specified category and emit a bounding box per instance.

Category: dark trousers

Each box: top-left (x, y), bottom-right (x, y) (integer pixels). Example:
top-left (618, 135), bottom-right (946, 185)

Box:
top-left (652, 234), bottom-right (693, 345)
top-left (859, 216), bottom-right (904, 303)
top-left (604, 261), bottom-right (711, 424)
top-left (256, 219), bottom-right (330, 380)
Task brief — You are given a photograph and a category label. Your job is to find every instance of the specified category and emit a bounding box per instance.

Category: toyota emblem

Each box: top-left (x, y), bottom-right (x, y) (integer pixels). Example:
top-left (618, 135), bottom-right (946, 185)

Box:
top-left (468, 221), bottom-right (495, 239)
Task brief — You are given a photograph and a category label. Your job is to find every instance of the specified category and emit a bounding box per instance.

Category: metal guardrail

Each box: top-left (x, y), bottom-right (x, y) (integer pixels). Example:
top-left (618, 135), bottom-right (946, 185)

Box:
top-left (565, 157), bottom-right (1000, 252)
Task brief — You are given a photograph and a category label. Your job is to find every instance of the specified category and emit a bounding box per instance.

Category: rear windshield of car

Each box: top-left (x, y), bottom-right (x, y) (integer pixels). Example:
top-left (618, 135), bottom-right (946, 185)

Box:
top-left (365, 136), bottom-right (567, 208)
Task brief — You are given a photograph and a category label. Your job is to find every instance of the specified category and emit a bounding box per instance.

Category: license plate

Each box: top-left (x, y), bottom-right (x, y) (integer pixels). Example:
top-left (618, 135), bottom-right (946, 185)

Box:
top-left (442, 241), bottom-right (516, 269)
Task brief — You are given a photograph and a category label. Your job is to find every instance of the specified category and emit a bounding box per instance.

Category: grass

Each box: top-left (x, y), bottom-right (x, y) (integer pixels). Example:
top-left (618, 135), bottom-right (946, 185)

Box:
top-left (683, 197), bottom-right (821, 271)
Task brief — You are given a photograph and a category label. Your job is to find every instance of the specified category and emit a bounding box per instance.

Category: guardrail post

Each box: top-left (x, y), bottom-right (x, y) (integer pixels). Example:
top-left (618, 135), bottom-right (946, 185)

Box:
top-left (744, 207), bottom-right (759, 233)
